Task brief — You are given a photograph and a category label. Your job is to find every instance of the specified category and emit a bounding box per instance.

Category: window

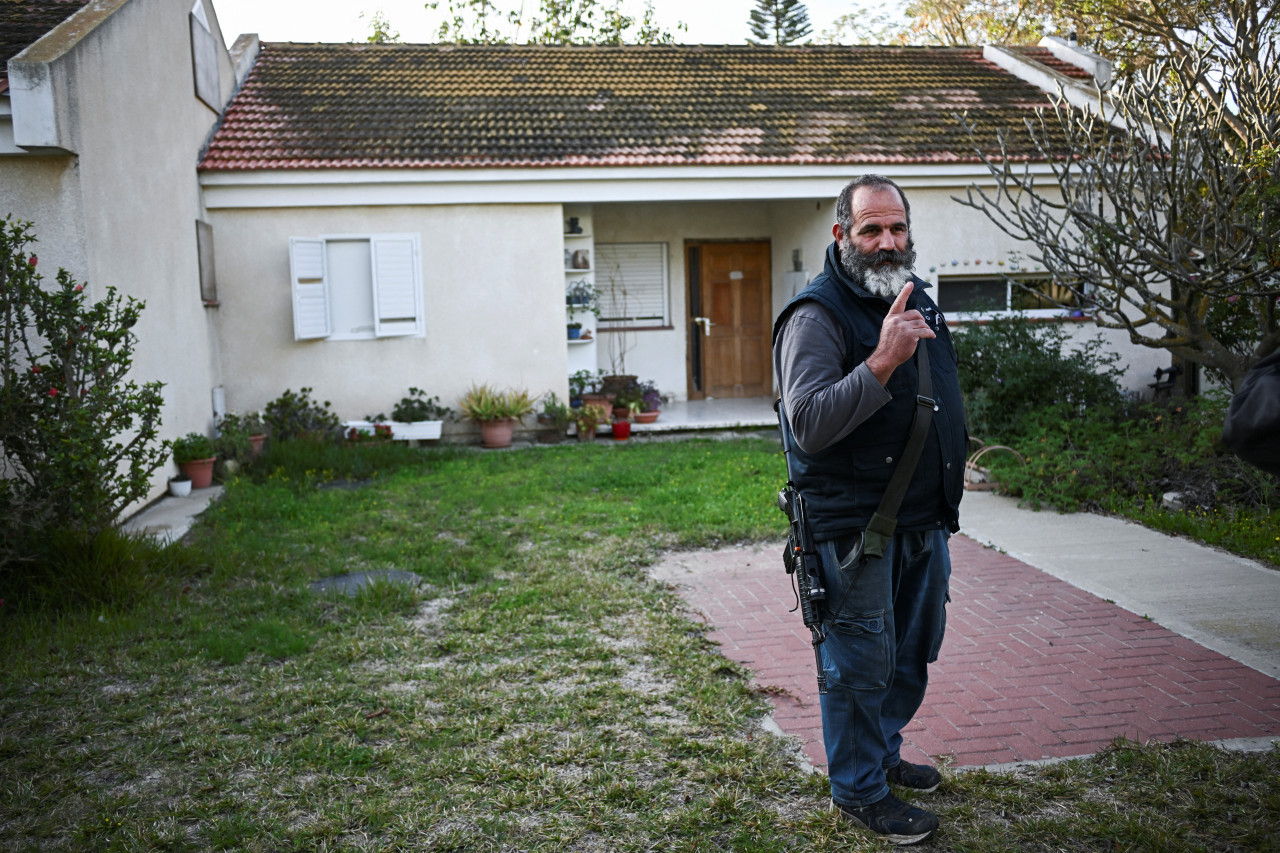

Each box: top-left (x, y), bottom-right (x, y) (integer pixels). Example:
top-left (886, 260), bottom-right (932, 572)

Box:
top-left (289, 234), bottom-right (424, 341)
top-left (190, 0), bottom-right (221, 111)
top-left (595, 243), bottom-right (669, 329)
top-left (196, 220), bottom-right (217, 304)
top-left (941, 275), bottom-right (1084, 318)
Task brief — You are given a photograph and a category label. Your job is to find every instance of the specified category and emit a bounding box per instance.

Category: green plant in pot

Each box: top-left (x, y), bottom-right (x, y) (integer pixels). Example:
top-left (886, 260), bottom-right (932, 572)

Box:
top-left (215, 411), bottom-right (256, 468)
top-left (172, 432), bottom-right (216, 489)
top-left (536, 392), bottom-right (571, 443)
top-left (571, 401), bottom-right (607, 441)
top-left (569, 369), bottom-right (602, 407)
top-left (458, 383), bottom-right (535, 449)
top-left (636, 379), bottom-right (662, 423)
top-left (391, 387), bottom-right (453, 423)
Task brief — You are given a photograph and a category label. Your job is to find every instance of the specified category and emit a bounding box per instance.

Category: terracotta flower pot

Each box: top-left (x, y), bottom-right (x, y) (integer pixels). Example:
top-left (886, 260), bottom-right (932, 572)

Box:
top-left (479, 418), bottom-right (516, 449)
top-left (249, 433), bottom-right (266, 458)
top-left (635, 410), bottom-right (659, 424)
top-left (180, 457), bottom-right (216, 489)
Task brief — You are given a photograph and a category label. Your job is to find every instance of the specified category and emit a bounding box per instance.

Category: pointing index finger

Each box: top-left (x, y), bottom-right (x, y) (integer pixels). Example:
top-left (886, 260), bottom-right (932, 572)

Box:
top-left (889, 281), bottom-right (914, 315)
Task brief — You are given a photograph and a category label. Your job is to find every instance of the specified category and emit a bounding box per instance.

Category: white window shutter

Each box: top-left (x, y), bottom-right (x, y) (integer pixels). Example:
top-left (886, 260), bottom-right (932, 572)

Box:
top-left (289, 238), bottom-right (331, 340)
top-left (370, 235), bottom-right (422, 337)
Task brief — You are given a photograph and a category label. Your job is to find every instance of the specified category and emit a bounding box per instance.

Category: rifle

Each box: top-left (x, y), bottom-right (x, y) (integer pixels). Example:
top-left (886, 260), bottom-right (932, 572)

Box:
top-left (774, 398), bottom-right (828, 694)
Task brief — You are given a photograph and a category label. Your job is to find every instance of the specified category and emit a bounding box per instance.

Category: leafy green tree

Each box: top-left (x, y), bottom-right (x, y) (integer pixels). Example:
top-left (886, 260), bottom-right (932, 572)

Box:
top-left (361, 10), bottom-right (402, 43)
top-left (748, 0), bottom-right (813, 45)
top-left (425, 0), bottom-right (683, 44)
top-left (0, 218), bottom-right (168, 571)
top-left (426, 0), bottom-right (514, 43)
top-left (822, 0), bottom-right (1054, 46)
top-left (957, 4), bottom-right (1279, 392)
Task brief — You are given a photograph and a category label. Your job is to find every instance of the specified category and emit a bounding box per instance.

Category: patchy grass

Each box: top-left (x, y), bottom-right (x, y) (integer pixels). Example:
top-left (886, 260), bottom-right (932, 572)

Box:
top-left (2, 438), bottom-right (1277, 851)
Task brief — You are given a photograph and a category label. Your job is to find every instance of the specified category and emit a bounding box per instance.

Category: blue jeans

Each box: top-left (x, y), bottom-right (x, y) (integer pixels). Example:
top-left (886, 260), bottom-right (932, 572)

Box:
top-left (817, 528), bottom-right (951, 807)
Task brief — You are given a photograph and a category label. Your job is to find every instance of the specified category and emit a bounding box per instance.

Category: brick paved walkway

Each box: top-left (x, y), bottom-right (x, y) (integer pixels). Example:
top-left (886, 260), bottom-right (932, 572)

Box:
top-left (650, 535), bottom-right (1280, 770)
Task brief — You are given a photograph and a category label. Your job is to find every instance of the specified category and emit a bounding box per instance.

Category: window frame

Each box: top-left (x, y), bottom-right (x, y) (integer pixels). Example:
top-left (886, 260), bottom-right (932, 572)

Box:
top-left (940, 273), bottom-right (1087, 322)
top-left (595, 242), bottom-right (671, 330)
top-left (288, 233), bottom-right (425, 342)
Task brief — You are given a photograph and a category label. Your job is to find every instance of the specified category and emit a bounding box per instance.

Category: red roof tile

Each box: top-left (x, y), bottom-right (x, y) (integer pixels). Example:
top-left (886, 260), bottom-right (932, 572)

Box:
top-left (201, 43), bottom-right (1084, 171)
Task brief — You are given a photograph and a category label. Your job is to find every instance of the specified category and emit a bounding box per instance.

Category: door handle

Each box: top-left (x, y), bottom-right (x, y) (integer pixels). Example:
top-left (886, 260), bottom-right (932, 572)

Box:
top-left (694, 316), bottom-right (715, 336)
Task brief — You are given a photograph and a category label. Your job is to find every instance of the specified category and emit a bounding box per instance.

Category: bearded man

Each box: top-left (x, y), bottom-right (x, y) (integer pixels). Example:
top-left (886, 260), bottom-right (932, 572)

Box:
top-left (771, 175), bottom-right (967, 846)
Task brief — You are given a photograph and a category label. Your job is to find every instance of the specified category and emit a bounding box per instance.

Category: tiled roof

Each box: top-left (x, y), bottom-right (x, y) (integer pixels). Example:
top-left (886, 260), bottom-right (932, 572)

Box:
top-left (201, 43), bottom-right (1084, 171)
top-left (1, 0), bottom-right (90, 91)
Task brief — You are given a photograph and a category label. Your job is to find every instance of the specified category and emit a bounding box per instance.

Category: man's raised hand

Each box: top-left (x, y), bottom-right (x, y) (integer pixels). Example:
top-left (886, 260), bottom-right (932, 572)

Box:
top-left (866, 282), bottom-right (936, 386)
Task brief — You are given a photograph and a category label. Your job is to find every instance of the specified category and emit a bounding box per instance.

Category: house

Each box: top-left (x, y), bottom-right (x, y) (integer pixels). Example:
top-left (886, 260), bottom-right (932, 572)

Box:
top-left (199, 38), bottom-right (1162, 427)
top-left (2, 0), bottom-right (241, 513)
top-left (4, 0), bottom-right (1163, 514)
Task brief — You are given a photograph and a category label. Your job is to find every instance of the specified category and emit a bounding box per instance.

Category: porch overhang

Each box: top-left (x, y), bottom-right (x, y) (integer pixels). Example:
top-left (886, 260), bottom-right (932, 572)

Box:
top-left (199, 162), bottom-right (1058, 210)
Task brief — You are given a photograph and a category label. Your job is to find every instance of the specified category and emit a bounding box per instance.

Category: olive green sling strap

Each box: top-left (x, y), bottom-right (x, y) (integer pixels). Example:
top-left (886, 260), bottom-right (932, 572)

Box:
top-left (863, 343), bottom-right (936, 559)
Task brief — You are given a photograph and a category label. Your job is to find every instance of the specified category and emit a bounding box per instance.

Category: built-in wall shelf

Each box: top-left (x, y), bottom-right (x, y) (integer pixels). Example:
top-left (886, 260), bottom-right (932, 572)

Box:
top-left (564, 204), bottom-right (597, 377)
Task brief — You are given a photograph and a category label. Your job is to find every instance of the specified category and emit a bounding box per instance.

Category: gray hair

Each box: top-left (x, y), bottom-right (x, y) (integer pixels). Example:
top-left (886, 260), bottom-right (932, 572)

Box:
top-left (835, 175), bottom-right (912, 233)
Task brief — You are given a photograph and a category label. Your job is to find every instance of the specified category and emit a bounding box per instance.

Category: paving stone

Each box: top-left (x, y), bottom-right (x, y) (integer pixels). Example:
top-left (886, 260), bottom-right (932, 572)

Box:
top-left (649, 534), bottom-right (1280, 771)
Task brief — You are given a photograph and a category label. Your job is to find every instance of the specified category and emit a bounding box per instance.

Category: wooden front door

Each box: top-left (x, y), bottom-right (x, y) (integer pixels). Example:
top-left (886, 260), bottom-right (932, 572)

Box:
top-left (686, 241), bottom-right (772, 399)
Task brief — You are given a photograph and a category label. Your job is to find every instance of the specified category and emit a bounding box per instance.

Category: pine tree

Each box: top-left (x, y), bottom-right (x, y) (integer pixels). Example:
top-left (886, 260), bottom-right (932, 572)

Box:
top-left (747, 0), bottom-right (812, 45)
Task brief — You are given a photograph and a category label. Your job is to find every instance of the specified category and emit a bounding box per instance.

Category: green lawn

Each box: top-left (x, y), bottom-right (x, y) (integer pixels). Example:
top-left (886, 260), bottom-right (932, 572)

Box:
top-left (2, 438), bottom-right (1277, 851)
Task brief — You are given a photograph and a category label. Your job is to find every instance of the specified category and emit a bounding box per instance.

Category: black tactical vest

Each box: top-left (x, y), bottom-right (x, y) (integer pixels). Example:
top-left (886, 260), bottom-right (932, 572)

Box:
top-left (772, 249), bottom-right (966, 540)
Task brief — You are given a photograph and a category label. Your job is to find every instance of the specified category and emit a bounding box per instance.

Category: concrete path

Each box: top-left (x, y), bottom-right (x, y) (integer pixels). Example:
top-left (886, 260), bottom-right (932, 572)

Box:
top-left (650, 492), bottom-right (1280, 770)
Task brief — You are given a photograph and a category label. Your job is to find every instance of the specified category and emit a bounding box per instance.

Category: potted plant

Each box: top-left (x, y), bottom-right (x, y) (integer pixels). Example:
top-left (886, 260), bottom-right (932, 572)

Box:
top-left (168, 473), bottom-right (192, 497)
top-left (569, 369), bottom-right (602, 408)
top-left (571, 401), bottom-right (607, 441)
top-left (635, 379), bottom-right (662, 424)
top-left (172, 432), bottom-right (216, 489)
top-left (565, 280), bottom-right (597, 311)
top-left (457, 383), bottom-right (535, 449)
top-left (346, 388), bottom-right (452, 442)
top-left (612, 409), bottom-right (633, 440)
top-left (536, 392), bottom-right (570, 443)
top-left (612, 378), bottom-right (643, 421)
top-left (215, 411), bottom-right (254, 469)
top-left (390, 387), bottom-right (451, 440)
top-left (567, 322), bottom-right (583, 340)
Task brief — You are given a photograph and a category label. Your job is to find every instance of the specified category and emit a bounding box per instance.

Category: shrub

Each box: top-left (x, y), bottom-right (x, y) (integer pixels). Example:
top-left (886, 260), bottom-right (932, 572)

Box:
top-left (986, 393), bottom-right (1277, 515)
top-left (215, 411), bottom-right (261, 463)
top-left (952, 315), bottom-right (1126, 444)
top-left (263, 387), bottom-right (341, 442)
top-left (172, 432), bottom-right (215, 464)
top-left (0, 218), bottom-right (168, 571)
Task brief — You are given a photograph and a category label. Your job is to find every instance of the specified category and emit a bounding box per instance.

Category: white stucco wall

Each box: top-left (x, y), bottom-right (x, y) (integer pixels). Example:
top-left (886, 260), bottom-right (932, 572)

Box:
top-left (207, 204), bottom-right (568, 430)
top-left (594, 185), bottom-right (1165, 401)
top-left (1, 0), bottom-right (238, 515)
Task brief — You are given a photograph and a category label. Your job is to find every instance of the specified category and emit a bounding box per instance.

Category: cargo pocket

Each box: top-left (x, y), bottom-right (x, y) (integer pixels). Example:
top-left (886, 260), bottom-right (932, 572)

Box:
top-left (926, 592), bottom-right (950, 663)
top-left (823, 611), bottom-right (891, 691)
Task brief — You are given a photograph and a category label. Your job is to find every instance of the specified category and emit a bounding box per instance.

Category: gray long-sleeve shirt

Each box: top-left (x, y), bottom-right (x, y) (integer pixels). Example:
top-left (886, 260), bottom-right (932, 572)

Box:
top-left (773, 301), bottom-right (892, 455)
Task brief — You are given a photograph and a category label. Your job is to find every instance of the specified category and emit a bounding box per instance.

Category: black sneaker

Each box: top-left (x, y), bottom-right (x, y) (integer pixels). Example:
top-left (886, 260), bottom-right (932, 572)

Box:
top-left (832, 793), bottom-right (940, 846)
top-left (886, 760), bottom-right (942, 793)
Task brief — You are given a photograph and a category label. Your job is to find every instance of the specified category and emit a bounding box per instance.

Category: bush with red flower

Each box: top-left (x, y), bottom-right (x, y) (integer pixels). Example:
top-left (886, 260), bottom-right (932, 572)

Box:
top-left (1, 216), bottom-right (167, 575)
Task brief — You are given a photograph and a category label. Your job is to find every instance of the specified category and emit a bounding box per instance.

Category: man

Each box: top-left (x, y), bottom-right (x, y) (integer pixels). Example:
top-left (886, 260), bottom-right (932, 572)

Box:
top-left (771, 175), bottom-right (966, 845)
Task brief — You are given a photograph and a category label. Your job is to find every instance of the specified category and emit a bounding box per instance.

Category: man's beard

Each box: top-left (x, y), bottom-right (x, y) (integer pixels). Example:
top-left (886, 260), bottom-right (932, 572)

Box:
top-left (839, 236), bottom-right (917, 299)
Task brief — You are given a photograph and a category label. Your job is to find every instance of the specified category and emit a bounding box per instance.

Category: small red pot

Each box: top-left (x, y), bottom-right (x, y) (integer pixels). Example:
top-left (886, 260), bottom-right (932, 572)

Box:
top-left (612, 421), bottom-right (632, 440)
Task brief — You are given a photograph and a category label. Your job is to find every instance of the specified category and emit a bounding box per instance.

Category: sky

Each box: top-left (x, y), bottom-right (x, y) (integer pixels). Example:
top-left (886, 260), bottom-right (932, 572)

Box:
top-left (210, 0), bottom-right (873, 46)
